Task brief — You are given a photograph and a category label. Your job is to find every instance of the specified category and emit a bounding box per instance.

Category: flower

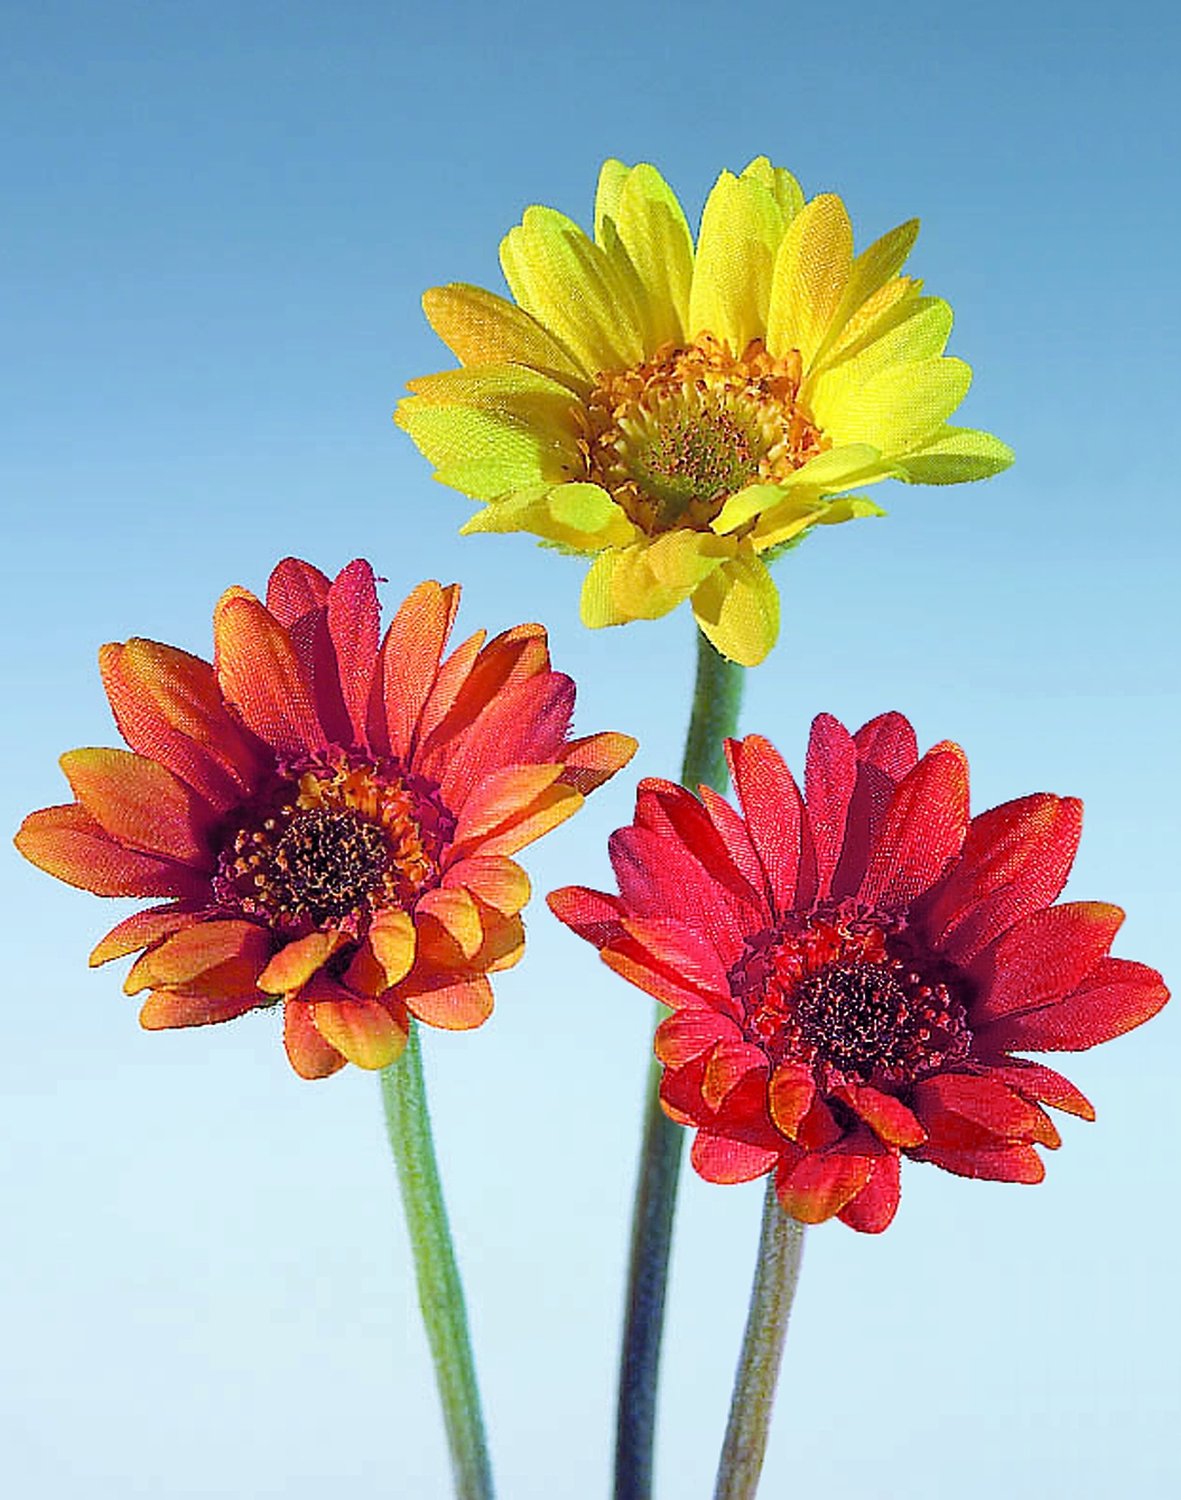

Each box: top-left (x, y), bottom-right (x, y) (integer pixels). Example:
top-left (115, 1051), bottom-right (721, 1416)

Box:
top-left (16, 558), bottom-right (636, 1078)
top-left (397, 158), bottom-right (1012, 667)
top-left (549, 715), bottom-right (1167, 1231)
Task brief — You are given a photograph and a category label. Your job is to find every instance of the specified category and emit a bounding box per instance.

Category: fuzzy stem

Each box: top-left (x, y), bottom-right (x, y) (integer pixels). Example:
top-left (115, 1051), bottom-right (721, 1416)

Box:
top-left (614, 630), bottom-right (745, 1500)
top-left (713, 1181), bottom-right (807, 1500)
top-left (381, 1024), bottom-right (494, 1500)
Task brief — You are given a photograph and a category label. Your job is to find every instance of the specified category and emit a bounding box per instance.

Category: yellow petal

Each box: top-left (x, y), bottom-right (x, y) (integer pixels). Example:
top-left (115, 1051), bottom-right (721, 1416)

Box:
top-left (258, 932), bottom-right (345, 997)
top-left (811, 219), bottom-right (919, 368)
top-left (689, 170), bottom-right (784, 352)
top-left (820, 356), bottom-right (973, 453)
top-left (766, 194), bottom-right (854, 367)
top-left (396, 401), bottom-right (581, 500)
top-left (740, 157), bottom-right (805, 224)
top-left (416, 887), bottom-right (484, 961)
top-left (500, 205), bottom-right (645, 374)
top-left (894, 425), bottom-right (1014, 484)
top-left (809, 298), bottom-right (953, 417)
top-left (580, 535), bottom-right (729, 627)
top-left (421, 283), bottom-right (587, 388)
top-left (596, 161), bottom-right (694, 347)
top-left (460, 482), bottom-right (638, 551)
top-left (691, 550), bottom-right (780, 666)
top-left (819, 276), bottom-right (924, 370)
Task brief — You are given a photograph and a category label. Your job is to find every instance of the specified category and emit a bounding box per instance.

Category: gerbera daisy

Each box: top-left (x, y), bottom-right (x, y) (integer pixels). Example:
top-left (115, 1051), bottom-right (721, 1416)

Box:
top-left (397, 158), bottom-right (1012, 666)
top-left (16, 557), bottom-right (635, 1078)
top-left (549, 715), bottom-right (1166, 1231)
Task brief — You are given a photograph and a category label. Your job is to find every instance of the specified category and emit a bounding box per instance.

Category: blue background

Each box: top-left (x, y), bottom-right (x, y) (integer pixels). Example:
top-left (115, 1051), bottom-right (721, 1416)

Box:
top-left (2, 2), bottom-right (1178, 1495)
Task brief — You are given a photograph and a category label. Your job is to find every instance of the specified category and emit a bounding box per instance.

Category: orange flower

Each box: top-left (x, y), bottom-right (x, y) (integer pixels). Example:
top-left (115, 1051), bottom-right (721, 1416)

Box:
top-left (16, 558), bottom-right (636, 1077)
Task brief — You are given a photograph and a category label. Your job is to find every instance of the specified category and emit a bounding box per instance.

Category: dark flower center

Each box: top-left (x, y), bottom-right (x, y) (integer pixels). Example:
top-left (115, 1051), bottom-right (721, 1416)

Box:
top-left (213, 752), bottom-right (453, 939)
top-left (730, 912), bottom-right (972, 1089)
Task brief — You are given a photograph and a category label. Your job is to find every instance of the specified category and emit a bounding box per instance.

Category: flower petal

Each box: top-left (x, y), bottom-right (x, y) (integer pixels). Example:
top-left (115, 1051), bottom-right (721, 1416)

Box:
top-left (15, 803), bottom-right (208, 899)
top-left (691, 552), bottom-right (779, 667)
top-left (310, 996), bottom-right (409, 1069)
top-left (401, 974), bottom-right (494, 1031)
top-left (859, 741), bottom-right (970, 909)
top-left (690, 169), bottom-right (785, 352)
top-left (283, 1001), bottom-right (347, 1079)
top-left (691, 1131), bottom-right (779, 1185)
top-left (213, 590), bottom-right (322, 754)
top-left (89, 904), bottom-right (203, 966)
top-left (777, 1149), bottom-right (874, 1224)
top-left (836, 1152), bottom-right (901, 1234)
top-left (970, 902), bottom-right (1125, 1024)
top-left (327, 559), bottom-right (381, 747)
top-left (257, 931), bottom-right (346, 997)
top-left (60, 747), bottom-right (214, 867)
top-left (377, 580), bottom-right (461, 761)
top-left (725, 735), bottom-right (808, 917)
top-left (978, 957), bottom-right (1168, 1052)
top-left (766, 193), bottom-right (853, 367)
top-left (420, 282), bottom-right (587, 385)
top-left (125, 920), bottom-right (271, 995)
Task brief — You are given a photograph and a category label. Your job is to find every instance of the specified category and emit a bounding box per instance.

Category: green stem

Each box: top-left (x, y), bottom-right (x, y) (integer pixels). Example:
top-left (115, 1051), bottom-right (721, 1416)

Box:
top-left (713, 1181), bottom-right (806, 1500)
top-left (381, 1024), bottom-right (494, 1500)
top-left (614, 629), bottom-right (745, 1500)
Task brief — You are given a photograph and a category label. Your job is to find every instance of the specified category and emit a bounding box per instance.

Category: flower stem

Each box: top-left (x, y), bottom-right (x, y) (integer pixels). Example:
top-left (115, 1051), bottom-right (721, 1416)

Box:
top-left (381, 1024), bottom-right (494, 1500)
top-left (713, 1181), bottom-right (806, 1500)
top-left (614, 629), bottom-right (745, 1500)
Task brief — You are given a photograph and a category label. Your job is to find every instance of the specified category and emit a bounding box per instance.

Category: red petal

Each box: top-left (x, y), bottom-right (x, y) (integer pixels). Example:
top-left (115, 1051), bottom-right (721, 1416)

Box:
top-left (837, 1152), bottom-right (901, 1233)
top-left (852, 712), bottom-right (918, 781)
top-left (919, 794), bottom-right (1083, 963)
top-left (805, 713), bottom-right (858, 901)
top-left (690, 1132), bottom-right (779, 1184)
top-left (768, 1061), bottom-right (816, 1142)
top-left (699, 784), bottom-right (767, 899)
top-left (620, 915), bottom-right (734, 1004)
top-left (836, 1083), bottom-right (926, 1148)
top-left (547, 884), bottom-right (626, 948)
top-left (327, 560), bottom-right (381, 747)
top-left (776, 1150), bottom-right (874, 1223)
top-left (970, 902), bottom-right (1125, 1024)
top-left (265, 558), bottom-right (332, 627)
top-left (912, 1071), bottom-right (1055, 1149)
top-left (99, 639), bottom-right (261, 811)
top-left (910, 1141), bottom-right (1045, 1183)
top-left (860, 741), bottom-right (970, 909)
top-left (15, 803), bottom-right (208, 898)
top-left (981, 1057), bottom-right (1095, 1121)
top-left (60, 747), bottom-right (215, 866)
top-left (978, 957), bottom-right (1168, 1052)
top-left (725, 735), bottom-right (810, 916)
top-left (377, 581), bottom-right (462, 760)
top-left (702, 1039), bottom-right (768, 1109)
top-left (213, 590), bottom-right (323, 754)
top-left (654, 1008), bottom-right (739, 1068)
top-left (283, 1000), bottom-right (346, 1078)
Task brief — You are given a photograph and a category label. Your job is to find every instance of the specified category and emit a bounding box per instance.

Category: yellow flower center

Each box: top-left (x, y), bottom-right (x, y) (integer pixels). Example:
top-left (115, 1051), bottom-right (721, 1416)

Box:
top-left (577, 335), bottom-right (828, 535)
top-left (214, 754), bottom-right (451, 938)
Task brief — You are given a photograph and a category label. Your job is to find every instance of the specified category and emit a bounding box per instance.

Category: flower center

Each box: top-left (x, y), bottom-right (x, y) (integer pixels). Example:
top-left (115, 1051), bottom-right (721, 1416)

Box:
top-left (213, 753), bottom-right (453, 938)
top-left (577, 335), bottom-right (828, 535)
top-left (730, 912), bottom-right (972, 1089)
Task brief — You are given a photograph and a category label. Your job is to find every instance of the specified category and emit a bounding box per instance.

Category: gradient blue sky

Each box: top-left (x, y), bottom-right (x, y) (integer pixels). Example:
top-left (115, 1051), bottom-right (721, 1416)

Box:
top-left (3, 2), bottom-right (1179, 1496)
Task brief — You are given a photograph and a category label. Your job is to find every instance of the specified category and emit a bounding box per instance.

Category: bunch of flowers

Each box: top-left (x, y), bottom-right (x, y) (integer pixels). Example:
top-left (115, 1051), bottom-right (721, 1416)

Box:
top-left (17, 158), bottom-right (1167, 1500)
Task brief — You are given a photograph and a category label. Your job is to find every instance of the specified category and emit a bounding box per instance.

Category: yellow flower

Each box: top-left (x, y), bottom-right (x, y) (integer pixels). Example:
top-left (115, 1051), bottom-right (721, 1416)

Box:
top-left (397, 158), bottom-right (1012, 667)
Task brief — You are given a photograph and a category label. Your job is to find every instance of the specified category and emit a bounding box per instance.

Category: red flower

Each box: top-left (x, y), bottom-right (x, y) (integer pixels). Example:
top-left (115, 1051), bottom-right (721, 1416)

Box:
top-left (549, 715), bottom-right (1167, 1232)
top-left (17, 558), bottom-right (635, 1078)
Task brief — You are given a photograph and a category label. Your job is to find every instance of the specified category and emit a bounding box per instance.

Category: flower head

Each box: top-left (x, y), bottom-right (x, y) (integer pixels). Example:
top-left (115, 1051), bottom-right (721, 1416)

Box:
top-left (16, 559), bottom-right (635, 1078)
top-left (398, 158), bottom-right (1012, 666)
top-left (549, 716), bottom-right (1166, 1231)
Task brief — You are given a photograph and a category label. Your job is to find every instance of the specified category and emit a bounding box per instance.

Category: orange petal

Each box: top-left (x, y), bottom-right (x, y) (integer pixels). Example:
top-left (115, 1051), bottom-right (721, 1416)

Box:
top-left (139, 989), bottom-right (264, 1029)
top-left (310, 997), bottom-right (409, 1068)
top-left (472, 905), bottom-right (525, 974)
top-left (90, 904), bottom-right (203, 966)
top-left (283, 1000), bottom-right (347, 1078)
top-left (15, 803), bottom-right (207, 898)
top-left (415, 888), bottom-right (483, 960)
top-left (379, 581), bottom-right (462, 760)
top-left (836, 1083), bottom-right (927, 1148)
top-left (326, 560), bottom-right (381, 744)
top-left (402, 974), bottom-right (494, 1030)
top-left (60, 747), bottom-right (214, 866)
top-left (444, 855), bottom-right (531, 915)
top-left (343, 906), bottom-right (418, 995)
top-left (282, 1001), bottom-right (346, 1078)
top-left (257, 931), bottom-right (346, 996)
top-left (213, 589), bottom-right (322, 753)
top-left (100, 638), bottom-right (261, 811)
top-left (557, 731), bottom-right (639, 794)
top-left (125, 920), bottom-right (271, 994)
